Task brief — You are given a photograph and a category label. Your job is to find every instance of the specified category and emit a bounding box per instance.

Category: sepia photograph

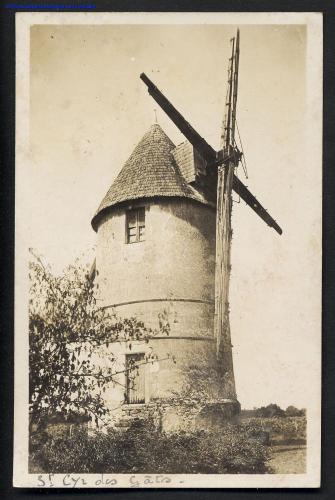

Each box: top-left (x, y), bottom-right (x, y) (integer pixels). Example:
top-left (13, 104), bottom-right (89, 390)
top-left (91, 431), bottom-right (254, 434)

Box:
top-left (14, 12), bottom-right (322, 488)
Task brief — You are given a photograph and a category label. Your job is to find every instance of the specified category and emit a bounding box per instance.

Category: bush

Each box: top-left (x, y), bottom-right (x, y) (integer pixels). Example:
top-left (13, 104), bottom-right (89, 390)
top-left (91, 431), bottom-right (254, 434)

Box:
top-left (241, 416), bottom-right (306, 445)
top-left (285, 406), bottom-right (306, 417)
top-left (30, 421), bottom-right (271, 474)
top-left (245, 404), bottom-right (306, 419)
top-left (254, 404), bottom-right (286, 418)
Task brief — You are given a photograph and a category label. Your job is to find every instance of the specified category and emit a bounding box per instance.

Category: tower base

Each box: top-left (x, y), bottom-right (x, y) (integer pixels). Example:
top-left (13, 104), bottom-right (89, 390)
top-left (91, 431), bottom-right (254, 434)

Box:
top-left (110, 399), bottom-right (241, 433)
top-left (194, 400), bottom-right (241, 430)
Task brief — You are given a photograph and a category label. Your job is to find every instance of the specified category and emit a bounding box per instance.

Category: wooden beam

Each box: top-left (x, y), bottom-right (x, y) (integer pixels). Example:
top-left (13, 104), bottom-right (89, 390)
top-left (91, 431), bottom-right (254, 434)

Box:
top-left (214, 33), bottom-right (237, 398)
top-left (233, 176), bottom-right (282, 234)
top-left (140, 72), bottom-right (282, 235)
top-left (214, 160), bottom-right (237, 398)
top-left (140, 73), bottom-right (216, 162)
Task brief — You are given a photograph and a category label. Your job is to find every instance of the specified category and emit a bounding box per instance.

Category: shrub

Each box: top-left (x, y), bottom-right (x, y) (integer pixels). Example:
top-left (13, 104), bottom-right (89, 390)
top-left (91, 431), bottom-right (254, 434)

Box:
top-left (241, 416), bottom-right (306, 445)
top-left (254, 404), bottom-right (286, 418)
top-left (285, 406), bottom-right (306, 417)
top-left (30, 422), bottom-right (271, 474)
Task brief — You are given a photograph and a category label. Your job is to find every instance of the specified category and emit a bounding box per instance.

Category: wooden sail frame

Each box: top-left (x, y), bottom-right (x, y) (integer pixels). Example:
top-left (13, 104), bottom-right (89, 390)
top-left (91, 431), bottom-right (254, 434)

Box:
top-left (140, 29), bottom-right (282, 402)
top-left (139, 72), bottom-right (282, 235)
top-left (214, 31), bottom-right (240, 398)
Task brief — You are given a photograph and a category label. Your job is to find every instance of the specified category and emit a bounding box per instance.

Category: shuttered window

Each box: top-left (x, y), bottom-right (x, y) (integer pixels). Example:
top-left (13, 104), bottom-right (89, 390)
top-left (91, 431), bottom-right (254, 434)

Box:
top-left (126, 208), bottom-right (145, 243)
top-left (125, 353), bottom-right (146, 404)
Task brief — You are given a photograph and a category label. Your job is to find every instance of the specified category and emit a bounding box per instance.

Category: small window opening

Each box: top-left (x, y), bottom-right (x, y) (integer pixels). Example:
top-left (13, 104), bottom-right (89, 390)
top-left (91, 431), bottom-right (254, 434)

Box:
top-left (125, 353), bottom-right (146, 404)
top-left (126, 207), bottom-right (145, 244)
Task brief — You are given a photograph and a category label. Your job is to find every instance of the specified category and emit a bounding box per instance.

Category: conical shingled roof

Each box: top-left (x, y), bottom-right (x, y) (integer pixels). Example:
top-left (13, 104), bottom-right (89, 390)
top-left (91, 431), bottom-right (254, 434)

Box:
top-left (91, 124), bottom-right (212, 231)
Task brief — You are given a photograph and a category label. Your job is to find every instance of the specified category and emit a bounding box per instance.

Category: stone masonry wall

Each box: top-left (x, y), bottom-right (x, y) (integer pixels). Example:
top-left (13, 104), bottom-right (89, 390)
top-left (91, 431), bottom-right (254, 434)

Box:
top-left (94, 198), bottom-right (238, 429)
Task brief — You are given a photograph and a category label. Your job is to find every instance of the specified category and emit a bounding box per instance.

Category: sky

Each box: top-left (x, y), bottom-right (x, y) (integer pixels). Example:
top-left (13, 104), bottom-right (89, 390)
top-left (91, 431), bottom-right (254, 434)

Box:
top-left (26, 21), bottom-right (321, 410)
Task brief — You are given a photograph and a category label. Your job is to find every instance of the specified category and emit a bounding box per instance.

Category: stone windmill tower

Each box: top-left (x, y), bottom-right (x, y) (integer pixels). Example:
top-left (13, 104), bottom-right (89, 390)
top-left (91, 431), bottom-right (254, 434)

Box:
top-left (91, 31), bottom-right (281, 430)
top-left (91, 123), bottom-right (235, 429)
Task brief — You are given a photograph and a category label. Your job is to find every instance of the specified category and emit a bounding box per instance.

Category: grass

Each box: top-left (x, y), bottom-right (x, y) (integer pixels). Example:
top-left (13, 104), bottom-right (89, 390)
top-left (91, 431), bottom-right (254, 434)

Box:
top-left (268, 445), bottom-right (306, 474)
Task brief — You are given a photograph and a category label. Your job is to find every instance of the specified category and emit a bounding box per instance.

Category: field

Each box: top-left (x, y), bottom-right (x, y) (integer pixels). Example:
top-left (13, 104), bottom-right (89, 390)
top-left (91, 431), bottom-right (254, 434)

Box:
top-left (268, 445), bottom-right (306, 474)
top-left (240, 415), bottom-right (307, 474)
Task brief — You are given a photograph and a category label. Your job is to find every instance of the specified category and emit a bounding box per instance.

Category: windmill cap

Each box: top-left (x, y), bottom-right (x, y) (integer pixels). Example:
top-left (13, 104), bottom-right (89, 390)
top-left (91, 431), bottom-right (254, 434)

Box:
top-left (91, 123), bottom-right (213, 231)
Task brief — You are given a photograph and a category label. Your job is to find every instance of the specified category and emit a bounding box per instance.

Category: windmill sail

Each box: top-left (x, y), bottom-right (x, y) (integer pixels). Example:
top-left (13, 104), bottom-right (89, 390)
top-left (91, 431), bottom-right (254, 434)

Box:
top-left (140, 73), bottom-right (282, 235)
top-left (214, 31), bottom-right (239, 397)
top-left (140, 72), bottom-right (216, 162)
top-left (139, 29), bottom-right (283, 412)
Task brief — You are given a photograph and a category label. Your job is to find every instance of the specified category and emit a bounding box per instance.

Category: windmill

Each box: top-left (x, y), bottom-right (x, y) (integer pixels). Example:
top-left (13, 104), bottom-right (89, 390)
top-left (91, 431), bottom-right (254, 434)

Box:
top-left (139, 29), bottom-right (282, 401)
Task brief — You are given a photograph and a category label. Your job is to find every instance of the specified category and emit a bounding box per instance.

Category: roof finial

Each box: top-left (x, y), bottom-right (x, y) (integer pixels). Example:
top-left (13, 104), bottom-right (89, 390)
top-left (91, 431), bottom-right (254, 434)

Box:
top-left (154, 108), bottom-right (158, 123)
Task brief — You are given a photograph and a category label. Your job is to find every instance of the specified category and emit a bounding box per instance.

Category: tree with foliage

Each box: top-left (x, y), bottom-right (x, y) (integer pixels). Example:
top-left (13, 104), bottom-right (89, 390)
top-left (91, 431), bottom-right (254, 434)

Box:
top-left (254, 403), bottom-right (286, 418)
top-left (285, 405), bottom-right (305, 417)
top-left (29, 250), bottom-right (171, 432)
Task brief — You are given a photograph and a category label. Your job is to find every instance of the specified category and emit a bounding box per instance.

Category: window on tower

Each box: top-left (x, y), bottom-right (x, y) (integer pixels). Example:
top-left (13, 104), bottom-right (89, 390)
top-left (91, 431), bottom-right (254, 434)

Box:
top-left (125, 353), bottom-right (146, 404)
top-left (126, 207), bottom-right (145, 243)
